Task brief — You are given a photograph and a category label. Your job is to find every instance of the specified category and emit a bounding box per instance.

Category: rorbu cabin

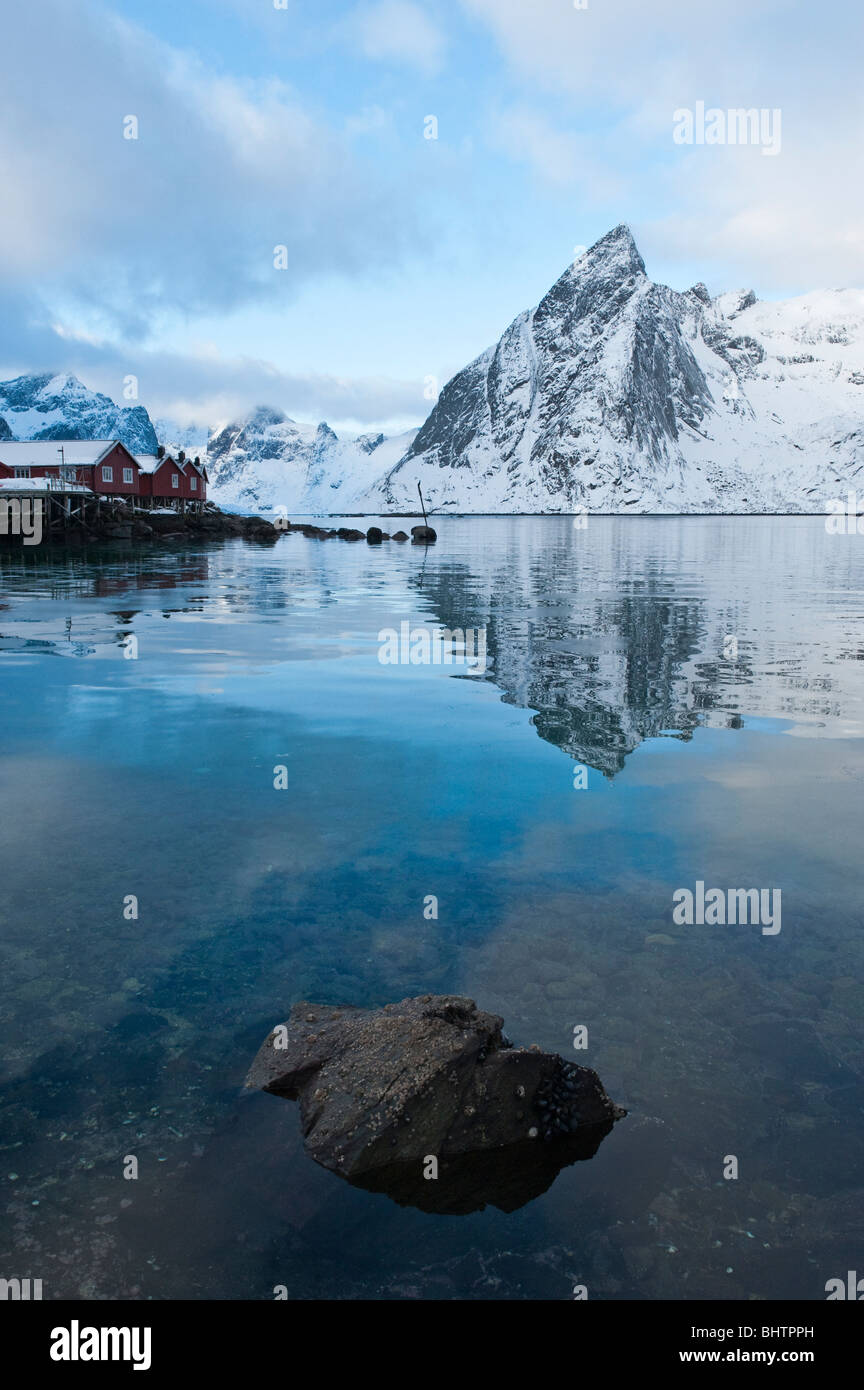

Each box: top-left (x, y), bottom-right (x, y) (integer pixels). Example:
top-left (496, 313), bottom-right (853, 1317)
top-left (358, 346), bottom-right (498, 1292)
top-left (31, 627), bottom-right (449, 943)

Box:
top-left (135, 447), bottom-right (207, 510)
top-left (0, 439), bottom-right (208, 513)
top-left (184, 456), bottom-right (208, 505)
top-left (0, 440), bottom-right (142, 497)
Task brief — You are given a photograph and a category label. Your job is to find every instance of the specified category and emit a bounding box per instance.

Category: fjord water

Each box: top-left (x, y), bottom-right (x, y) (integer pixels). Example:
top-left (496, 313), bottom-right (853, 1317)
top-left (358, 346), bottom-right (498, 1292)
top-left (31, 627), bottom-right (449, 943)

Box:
top-left (1, 516), bottom-right (863, 1301)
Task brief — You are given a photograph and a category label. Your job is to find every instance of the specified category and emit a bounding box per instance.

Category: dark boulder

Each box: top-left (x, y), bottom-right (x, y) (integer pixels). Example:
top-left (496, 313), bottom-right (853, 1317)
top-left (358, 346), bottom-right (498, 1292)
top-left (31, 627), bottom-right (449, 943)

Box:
top-left (392, 531), bottom-right (409, 542)
top-left (410, 525), bottom-right (437, 543)
top-left (366, 526), bottom-right (383, 544)
top-left (246, 994), bottom-right (624, 1214)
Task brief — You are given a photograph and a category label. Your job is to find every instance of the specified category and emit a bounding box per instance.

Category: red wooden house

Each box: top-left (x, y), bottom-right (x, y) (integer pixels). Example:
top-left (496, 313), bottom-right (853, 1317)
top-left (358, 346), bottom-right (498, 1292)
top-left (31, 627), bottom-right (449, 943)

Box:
top-left (135, 448), bottom-right (207, 508)
top-left (135, 451), bottom-right (185, 503)
top-left (0, 439), bottom-right (208, 510)
top-left (184, 456), bottom-right (208, 504)
top-left (0, 440), bottom-right (142, 496)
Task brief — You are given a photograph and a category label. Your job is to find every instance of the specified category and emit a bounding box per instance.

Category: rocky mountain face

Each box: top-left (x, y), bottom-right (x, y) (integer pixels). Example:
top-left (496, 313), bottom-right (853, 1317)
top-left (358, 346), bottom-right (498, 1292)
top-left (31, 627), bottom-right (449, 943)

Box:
top-left (0, 373), bottom-right (158, 454)
top-left (206, 406), bottom-right (416, 512)
top-left (373, 224), bottom-right (864, 513)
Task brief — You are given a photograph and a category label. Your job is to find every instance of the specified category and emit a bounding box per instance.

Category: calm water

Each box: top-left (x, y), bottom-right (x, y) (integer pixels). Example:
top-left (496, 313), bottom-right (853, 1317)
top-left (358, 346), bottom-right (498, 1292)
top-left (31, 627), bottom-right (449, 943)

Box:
top-left (1, 516), bottom-right (863, 1300)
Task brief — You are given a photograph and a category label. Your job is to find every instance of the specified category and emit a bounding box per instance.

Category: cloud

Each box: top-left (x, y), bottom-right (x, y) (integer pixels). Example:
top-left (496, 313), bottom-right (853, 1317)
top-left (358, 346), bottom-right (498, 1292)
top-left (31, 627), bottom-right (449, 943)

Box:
top-left (0, 0), bottom-right (424, 332)
top-left (343, 1), bottom-right (447, 75)
top-left (489, 108), bottom-right (625, 199)
top-left (460, 0), bottom-right (796, 105)
top-left (642, 137), bottom-right (864, 291)
top-left (126, 352), bottom-right (427, 433)
top-left (0, 285), bottom-right (424, 432)
top-left (463, 0), bottom-right (864, 291)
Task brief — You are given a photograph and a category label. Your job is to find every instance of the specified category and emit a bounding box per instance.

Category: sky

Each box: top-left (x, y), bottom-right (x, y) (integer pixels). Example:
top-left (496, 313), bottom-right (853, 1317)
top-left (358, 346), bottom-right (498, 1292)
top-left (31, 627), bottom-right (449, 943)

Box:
top-left (0, 0), bottom-right (861, 436)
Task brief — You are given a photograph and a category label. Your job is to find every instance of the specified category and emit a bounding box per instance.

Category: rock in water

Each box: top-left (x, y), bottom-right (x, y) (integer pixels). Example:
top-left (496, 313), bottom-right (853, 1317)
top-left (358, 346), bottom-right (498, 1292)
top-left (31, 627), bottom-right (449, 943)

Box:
top-left (410, 524), bottom-right (437, 543)
top-left (246, 994), bottom-right (625, 1214)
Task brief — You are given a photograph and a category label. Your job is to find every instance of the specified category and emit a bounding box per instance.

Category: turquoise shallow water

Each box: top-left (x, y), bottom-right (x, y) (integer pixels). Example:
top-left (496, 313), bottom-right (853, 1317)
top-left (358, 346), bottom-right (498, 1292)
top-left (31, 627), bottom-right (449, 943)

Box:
top-left (1, 516), bottom-right (863, 1299)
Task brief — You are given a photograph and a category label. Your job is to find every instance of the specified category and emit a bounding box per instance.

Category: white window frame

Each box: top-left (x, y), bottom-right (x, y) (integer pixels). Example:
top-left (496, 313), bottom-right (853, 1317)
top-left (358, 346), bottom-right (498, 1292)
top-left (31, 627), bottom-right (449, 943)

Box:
top-left (190, 475), bottom-right (197, 490)
top-left (172, 474), bottom-right (179, 488)
top-left (14, 467), bottom-right (31, 478)
top-left (123, 467), bottom-right (134, 484)
top-left (102, 466), bottom-right (113, 482)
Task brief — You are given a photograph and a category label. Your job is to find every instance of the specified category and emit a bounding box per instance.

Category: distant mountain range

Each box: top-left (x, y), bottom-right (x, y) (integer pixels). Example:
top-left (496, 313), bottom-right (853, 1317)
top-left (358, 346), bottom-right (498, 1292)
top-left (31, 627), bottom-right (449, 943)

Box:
top-left (0, 372), bottom-right (413, 512)
top-left (205, 408), bottom-right (416, 512)
top-left (3, 225), bottom-right (862, 513)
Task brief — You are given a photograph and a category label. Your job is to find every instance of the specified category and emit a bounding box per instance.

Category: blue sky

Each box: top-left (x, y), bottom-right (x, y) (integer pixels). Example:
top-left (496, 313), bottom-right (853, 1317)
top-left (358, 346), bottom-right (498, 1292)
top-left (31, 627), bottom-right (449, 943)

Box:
top-left (1, 0), bottom-right (861, 435)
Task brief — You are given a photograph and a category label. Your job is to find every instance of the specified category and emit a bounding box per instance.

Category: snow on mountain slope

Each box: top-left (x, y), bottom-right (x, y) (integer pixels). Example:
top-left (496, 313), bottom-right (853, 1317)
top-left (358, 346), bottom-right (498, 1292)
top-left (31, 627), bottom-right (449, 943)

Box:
top-left (0, 373), bottom-right (158, 454)
top-left (5, 229), bottom-right (862, 515)
top-left (206, 405), bottom-right (417, 512)
top-left (368, 225), bottom-right (864, 513)
top-left (152, 418), bottom-right (209, 456)
top-left (0, 371), bottom-right (414, 512)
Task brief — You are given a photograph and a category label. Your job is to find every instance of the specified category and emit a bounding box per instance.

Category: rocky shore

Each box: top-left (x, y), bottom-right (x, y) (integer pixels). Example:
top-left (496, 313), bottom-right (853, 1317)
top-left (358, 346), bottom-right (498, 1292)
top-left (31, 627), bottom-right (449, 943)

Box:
top-left (2, 497), bottom-right (442, 547)
top-left (84, 503), bottom-right (280, 545)
top-left (30, 505), bottom-right (438, 547)
top-left (276, 519), bottom-right (437, 544)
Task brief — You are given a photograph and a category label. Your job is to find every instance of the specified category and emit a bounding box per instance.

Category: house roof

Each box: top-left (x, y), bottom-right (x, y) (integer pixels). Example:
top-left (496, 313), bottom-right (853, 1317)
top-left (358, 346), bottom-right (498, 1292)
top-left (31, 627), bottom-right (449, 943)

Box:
top-left (0, 440), bottom-right (119, 468)
top-left (134, 453), bottom-right (187, 475)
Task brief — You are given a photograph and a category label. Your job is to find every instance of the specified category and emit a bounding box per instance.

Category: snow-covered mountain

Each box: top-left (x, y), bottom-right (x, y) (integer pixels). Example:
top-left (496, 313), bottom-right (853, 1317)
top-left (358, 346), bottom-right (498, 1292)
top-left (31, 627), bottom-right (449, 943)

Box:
top-left (6, 229), bottom-right (862, 514)
top-left (0, 373), bottom-right (158, 454)
top-left (206, 406), bottom-right (417, 511)
top-left (0, 372), bottom-right (414, 511)
top-left (371, 224), bottom-right (864, 513)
